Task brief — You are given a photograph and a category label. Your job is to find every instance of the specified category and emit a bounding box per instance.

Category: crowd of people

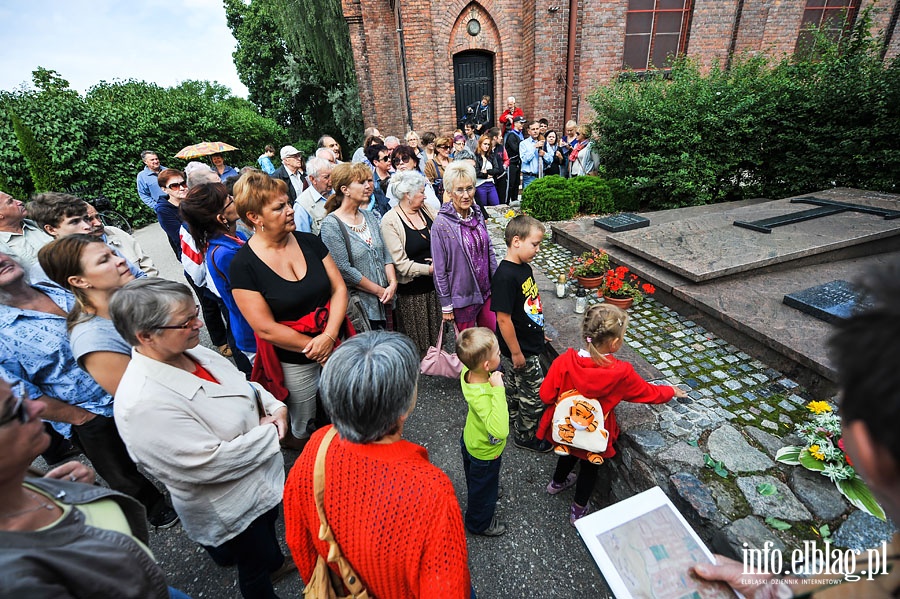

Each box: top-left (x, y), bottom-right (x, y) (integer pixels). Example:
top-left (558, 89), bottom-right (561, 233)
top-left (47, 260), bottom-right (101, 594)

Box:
top-left (1, 109), bottom-right (898, 599)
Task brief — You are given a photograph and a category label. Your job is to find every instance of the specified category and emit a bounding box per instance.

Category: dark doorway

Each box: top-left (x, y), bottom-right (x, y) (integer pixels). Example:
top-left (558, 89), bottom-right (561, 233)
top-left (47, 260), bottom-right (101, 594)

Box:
top-left (453, 51), bottom-right (494, 128)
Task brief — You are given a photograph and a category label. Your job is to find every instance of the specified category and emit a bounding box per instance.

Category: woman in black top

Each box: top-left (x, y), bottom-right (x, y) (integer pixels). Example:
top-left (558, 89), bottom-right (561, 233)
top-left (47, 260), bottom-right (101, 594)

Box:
top-left (230, 170), bottom-right (348, 450)
top-left (380, 170), bottom-right (441, 354)
top-left (474, 135), bottom-right (504, 207)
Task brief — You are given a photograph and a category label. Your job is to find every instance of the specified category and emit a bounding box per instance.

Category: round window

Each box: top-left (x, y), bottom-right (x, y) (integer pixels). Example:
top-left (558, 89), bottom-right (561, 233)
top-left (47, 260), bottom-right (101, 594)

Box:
top-left (466, 19), bottom-right (481, 37)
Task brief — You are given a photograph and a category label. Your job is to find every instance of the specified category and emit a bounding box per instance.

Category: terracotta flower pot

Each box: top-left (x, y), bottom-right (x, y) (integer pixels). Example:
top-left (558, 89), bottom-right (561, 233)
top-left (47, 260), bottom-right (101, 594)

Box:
top-left (598, 294), bottom-right (634, 310)
top-left (576, 275), bottom-right (604, 289)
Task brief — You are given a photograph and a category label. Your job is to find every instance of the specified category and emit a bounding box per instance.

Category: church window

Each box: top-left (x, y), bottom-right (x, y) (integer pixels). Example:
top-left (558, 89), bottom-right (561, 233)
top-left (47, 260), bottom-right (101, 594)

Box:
top-left (794, 0), bottom-right (859, 57)
top-left (623, 0), bottom-right (692, 71)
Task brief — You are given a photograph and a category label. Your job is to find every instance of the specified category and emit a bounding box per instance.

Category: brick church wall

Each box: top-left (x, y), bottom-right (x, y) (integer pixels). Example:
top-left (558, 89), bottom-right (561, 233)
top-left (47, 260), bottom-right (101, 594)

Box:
top-left (343, 0), bottom-right (900, 136)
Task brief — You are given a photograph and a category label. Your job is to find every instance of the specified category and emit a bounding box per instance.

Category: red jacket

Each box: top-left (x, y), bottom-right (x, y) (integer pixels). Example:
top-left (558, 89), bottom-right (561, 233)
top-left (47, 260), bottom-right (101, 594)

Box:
top-left (537, 348), bottom-right (675, 458)
top-left (250, 303), bottom-right (352, 401)
top-left (284, 426), bottom-right (471, 598)
top-left (499, 106), bottom-right (524, 134)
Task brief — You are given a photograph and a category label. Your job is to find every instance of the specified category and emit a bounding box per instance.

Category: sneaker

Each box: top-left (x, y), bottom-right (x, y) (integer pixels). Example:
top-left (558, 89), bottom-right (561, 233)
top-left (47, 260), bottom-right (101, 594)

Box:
top-left (514, 436), bottom-right (552, 453)
top-left (148, 505), bottom-right (180, 529)
top-left (546, 472), bottom-right (577, 495)
top-left (570, 502), bottom-right (590, 526)
top-left (468, 515), bottom-right (507, 537)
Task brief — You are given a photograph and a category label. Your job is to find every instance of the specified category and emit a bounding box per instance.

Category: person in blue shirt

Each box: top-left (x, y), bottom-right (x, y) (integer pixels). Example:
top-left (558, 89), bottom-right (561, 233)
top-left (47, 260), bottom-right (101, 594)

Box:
top-left (136, 150), bottom-right (166, 210)
top-left (519, 121), bottom-right (544, 191)
top-left (211, 153), bottom-right (240, 183)
top-left (257, 145), bottom-right (276, 174)
top-left (0, 252), bottom-right (177, 528)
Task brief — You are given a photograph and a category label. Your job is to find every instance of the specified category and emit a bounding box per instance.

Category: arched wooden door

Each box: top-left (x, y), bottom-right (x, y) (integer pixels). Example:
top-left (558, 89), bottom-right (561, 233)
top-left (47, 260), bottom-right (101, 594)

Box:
top-left (453, 51), bottom-right (494, 128)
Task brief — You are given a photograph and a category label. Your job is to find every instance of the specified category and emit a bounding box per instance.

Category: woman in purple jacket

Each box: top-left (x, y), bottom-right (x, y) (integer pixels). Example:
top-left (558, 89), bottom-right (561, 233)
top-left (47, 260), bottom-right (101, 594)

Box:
top-left (430, 162), bottom-right (498, 331)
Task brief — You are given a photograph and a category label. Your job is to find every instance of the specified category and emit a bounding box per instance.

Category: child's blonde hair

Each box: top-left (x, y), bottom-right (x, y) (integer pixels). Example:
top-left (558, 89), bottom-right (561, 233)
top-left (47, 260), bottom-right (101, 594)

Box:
top-left (456, 327), bottom-right (497, 370)
top-left (582, 304), bottom-right (629, 365)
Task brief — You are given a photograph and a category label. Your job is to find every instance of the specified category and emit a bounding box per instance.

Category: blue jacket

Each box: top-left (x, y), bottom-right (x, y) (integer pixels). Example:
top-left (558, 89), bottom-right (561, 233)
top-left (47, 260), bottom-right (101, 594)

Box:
top-left (206, 233), bottom-right (256, 353)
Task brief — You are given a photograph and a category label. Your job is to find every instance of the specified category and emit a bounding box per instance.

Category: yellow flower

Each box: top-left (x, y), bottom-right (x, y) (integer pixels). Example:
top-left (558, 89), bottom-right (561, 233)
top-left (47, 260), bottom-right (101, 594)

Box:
top-left (504, 209), bottom-right (515, 218)
top-left (807, 401), bottom-right (832, 415)
top-left (809, 444), bottom-right (826, 460)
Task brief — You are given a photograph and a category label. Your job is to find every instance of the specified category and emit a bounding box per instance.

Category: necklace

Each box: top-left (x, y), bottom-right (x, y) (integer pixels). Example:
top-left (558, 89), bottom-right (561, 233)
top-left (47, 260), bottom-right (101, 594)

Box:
top-left (0, 489), bottom-right (57, 520)
top-left (348, 217), bottom-right (368, 234)
top-left (399, 206), bottom-right (430, 241)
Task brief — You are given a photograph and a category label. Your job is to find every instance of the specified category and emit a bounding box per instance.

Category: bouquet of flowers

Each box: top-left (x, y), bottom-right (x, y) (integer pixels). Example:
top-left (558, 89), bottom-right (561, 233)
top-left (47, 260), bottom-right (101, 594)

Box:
top-left (776, 401), bottom-right (884, 520)
top-left (599, 265), bottom-right (656, 305)
top-left (568, 249), bottom-right (610, 279)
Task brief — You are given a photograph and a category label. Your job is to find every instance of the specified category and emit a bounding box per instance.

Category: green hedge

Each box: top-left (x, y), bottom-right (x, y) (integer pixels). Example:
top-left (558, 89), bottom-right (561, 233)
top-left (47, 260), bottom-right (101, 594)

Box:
top-left (0, 70), bottom-right (290, 226)
top-left (521, 175), bottom-right (627, 221)
top-left (588, 11), bottom-right (900, 209)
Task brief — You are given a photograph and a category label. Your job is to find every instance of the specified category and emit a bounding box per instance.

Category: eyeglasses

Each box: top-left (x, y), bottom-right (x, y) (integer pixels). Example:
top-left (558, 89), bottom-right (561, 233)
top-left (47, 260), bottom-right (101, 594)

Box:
top-left (156, 305), bottom-right (201, 330)
top-left (437, 145), bottom-right (450, 150)
top-left (221, 196), bottom-right (234, 212)
top-left (453, 186), bottom-right (475, 197)
top-left (378, 156), bottom-right (391, 162)
top-left (167, 181), bottom-right (187, 190)
top-left (0, 383), bottom-right (31, 428)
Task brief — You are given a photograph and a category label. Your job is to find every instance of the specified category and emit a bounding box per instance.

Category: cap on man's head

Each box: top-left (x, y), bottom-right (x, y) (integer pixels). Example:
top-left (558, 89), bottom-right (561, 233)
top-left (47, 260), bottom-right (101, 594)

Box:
top-left (280, 145), bottom-right (302, 160)
top-left (513, 116), bottom-right (527, 123)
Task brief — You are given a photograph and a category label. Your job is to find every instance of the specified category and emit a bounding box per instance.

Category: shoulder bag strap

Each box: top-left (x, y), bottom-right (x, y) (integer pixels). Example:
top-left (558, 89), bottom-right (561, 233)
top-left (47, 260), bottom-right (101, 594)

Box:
top-left (334, 217), bottom-right (356, 269)
top-left (313, 427), bottom-right (368, 597)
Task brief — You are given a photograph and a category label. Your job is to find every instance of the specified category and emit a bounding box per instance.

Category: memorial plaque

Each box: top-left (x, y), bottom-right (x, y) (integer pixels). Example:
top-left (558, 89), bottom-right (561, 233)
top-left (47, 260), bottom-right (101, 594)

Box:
top-left (594, 213), bottom-right (650, 232)
top-left (783, 280), bottom-right (874, 324)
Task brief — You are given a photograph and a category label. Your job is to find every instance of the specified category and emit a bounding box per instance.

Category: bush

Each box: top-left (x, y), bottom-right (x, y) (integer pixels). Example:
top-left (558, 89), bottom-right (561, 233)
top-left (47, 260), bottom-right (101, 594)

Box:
top-left (568, 176), bottom-right (613, 214)
top-left (521, 175), bottom-right (576, 221)
top-left (607, 178), bottom-right (642, 212)
top-left (0, 71), bottom-right (289, 227)
top-left (588, 9), bottom-right (899, 209)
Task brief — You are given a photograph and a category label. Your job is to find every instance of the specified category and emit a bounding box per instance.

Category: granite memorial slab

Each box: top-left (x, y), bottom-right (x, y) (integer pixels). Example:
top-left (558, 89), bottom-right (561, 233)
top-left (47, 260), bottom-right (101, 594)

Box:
top-left (594, 213), bottom-right (650, 233)
top-left (783, 280), bottom-right (874, 324)
top-left (734, 196), bottom-right (900, 233)
top-left (605, 188), bottom-right (900, 282)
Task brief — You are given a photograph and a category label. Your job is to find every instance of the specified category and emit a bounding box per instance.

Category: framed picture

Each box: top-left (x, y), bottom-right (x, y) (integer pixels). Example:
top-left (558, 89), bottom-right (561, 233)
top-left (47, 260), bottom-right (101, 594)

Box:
top-left (575, 486), bottom-right (740, 598)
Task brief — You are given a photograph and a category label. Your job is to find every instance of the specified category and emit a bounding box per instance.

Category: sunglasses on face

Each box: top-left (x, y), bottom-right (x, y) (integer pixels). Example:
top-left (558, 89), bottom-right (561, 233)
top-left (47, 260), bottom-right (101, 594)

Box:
top-left (437, 145), bottom-right (450, 150)
top-left (167, 181), bottom-right (187, 190)
top-left (0, 383), bottom-right (31, 428)
top-left (378, 156), bottom-right (391, 162)
top-left (156, 305), bottom-right (201, 330)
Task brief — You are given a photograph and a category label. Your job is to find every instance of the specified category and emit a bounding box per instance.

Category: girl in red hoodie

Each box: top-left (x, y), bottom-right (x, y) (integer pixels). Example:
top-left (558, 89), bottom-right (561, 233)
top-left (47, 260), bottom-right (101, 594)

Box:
top-left (537, 304), bottom-right (687, 525)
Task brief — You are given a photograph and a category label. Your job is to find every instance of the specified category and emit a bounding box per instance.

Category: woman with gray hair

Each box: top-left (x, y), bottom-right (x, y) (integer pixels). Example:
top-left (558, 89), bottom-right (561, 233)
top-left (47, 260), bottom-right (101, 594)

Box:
top-left (110, 278), bottom-right (294, 599)
top-left (381, 170), bottom-right (441, 354)
top-left (283, 331), bottom-right (471, 597)
top-left (431, 161), bottom-right (498, 331)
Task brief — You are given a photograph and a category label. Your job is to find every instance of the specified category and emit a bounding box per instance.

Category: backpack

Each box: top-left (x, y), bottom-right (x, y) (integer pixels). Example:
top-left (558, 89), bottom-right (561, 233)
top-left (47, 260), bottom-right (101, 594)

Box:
top-left (550, 389), bottom-right (610, 457)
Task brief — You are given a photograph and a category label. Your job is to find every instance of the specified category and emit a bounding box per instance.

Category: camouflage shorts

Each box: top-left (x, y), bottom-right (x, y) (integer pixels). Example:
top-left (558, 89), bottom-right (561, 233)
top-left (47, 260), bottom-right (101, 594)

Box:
top-left (500, 354), bottom-right (545, 439)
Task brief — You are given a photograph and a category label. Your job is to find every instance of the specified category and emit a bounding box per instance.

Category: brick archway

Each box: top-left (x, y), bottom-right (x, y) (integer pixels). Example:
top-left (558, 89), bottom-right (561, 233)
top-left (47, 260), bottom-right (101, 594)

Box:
top-left (440, 2), bottom-right (504, 131)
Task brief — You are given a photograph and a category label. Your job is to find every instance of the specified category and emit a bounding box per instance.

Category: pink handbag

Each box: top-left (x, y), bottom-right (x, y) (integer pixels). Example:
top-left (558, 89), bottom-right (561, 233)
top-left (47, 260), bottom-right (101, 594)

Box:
top-left (420, 322), bottom-right (463, 378)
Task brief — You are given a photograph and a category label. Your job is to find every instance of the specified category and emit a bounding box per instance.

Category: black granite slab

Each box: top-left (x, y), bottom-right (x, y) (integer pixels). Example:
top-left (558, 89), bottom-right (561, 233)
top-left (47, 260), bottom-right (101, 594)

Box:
top-left (594, 213), bottom-right (650, 232)
top-left (783, 280), bottom-right (874, 324)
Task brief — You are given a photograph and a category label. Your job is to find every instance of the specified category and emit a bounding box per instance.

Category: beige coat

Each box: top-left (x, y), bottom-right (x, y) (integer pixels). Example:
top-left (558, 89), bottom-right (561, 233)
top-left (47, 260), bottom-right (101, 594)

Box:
top-left (114, 345), bottom-right (285, 546)
top-left (380, 204), bottom-right (438, 285)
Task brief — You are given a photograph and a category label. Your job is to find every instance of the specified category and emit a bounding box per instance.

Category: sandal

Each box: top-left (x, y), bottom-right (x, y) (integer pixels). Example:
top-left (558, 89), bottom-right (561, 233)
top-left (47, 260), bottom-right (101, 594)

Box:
top-left (217, 344), bottom-right (233, 358)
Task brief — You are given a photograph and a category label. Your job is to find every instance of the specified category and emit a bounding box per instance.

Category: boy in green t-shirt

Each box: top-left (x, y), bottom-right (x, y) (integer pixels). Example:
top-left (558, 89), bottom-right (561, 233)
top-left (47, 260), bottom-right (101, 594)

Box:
top-left (457, 327), bottom-right (509, 537)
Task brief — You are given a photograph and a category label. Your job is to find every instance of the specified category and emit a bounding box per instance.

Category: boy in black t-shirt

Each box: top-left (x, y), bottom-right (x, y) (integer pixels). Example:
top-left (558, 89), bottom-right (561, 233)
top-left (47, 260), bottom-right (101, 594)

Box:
top-left (491, 215), bottom-right (552, 453)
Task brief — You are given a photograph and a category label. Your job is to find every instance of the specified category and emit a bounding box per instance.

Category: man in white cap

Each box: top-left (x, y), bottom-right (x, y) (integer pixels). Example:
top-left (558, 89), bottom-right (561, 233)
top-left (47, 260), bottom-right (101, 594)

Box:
top-left (271, 145), bottom-right (308, 202)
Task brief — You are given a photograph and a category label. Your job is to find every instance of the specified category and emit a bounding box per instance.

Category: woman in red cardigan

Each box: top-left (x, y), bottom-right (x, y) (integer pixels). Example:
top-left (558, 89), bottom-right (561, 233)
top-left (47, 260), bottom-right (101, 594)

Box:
top-left (283, 331), bottom-right (471, 598)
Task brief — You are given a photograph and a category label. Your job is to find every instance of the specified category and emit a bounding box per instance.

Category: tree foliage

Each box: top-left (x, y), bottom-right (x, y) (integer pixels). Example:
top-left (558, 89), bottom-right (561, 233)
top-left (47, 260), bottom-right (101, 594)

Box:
top-left (224, 0), bottom-right (363, 147)
top-left (589, 10), bottom-right (900, 209)
top-left (0, 69), bottom-right (288, 226)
